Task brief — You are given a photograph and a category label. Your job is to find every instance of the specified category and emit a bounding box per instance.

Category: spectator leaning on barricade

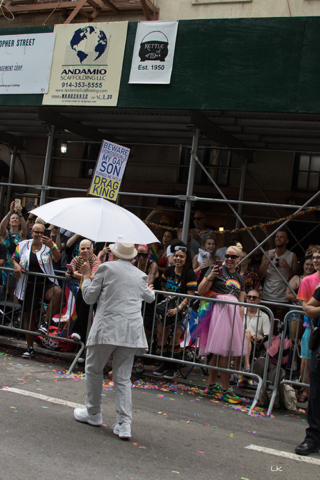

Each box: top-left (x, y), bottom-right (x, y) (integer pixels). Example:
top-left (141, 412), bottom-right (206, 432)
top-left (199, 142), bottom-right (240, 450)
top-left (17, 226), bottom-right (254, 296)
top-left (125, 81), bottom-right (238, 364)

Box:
top-left (0, 201), bottom-right (27, 300)
top-left (73, 239), bottom-right (155, 439)
top-left (294, 250), bottom-right (320, 402)
top-left (243, 289), bottom-right (270, 372)
top-left (12, 222), bottom-right (62, 359)
top-left (66, 239), bottom-right (101, 359)
top-left (153, 242), bottom-right (197, 380)
top-left (258, 228), bottom-right (297, 324)
top-left (132, 244), bottom-right (159, 374)
top-left (197, 242), bottom-right (247, 404)
top-left (295, 284), bottom-right (320, 456)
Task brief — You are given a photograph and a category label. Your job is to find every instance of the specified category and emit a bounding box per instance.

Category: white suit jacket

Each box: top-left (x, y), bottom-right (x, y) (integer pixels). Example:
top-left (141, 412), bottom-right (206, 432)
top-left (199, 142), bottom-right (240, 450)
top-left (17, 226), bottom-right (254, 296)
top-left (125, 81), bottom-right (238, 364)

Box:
top-left (82, 259), bottom-right (155, 349)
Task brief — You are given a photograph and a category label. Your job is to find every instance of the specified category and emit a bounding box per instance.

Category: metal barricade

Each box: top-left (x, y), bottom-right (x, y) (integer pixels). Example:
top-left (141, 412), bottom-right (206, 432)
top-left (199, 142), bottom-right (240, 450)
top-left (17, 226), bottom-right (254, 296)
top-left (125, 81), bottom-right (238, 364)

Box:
top-left (143, 289), bottom-right (275, 416)
top-left (1, 267), bottom-right (293, 416)
top-left (266, 308), bottom-right (309, 416)
top-left (0, 266), bottom-right (88, 373)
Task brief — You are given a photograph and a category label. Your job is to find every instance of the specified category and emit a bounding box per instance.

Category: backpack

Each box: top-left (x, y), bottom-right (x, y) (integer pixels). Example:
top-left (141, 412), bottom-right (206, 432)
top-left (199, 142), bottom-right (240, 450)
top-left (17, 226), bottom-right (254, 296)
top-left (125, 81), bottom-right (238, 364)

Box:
top-left (36, 326), bottom-right (76, 352)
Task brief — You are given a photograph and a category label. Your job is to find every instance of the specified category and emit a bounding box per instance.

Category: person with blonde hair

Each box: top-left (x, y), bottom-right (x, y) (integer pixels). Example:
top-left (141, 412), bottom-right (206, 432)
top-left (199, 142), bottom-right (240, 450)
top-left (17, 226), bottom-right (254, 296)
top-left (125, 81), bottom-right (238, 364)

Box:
top-left (35, 217), bottom-right (45, 226)
top-left (66, 239), bottom-right (101, 352)
top-left (198, 242), bottom-right (247, 403)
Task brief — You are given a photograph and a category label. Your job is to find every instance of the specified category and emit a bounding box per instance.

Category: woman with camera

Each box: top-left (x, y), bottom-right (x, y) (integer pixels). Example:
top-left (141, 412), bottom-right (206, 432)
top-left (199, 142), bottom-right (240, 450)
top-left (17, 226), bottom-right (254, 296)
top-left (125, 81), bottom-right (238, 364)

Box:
top-left (198, 243), bottom-right (247, 404)
top-left (12, 222), bottom-right (61, 358)
top-left (0, 201), bottom-right (27, 298)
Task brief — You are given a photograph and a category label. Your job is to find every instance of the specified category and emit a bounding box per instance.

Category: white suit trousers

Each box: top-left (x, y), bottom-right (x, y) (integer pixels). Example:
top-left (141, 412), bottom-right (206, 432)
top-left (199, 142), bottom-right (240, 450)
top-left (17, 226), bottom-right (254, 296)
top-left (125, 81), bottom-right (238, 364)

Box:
top-left (85, 344), bottom-right (137, 424)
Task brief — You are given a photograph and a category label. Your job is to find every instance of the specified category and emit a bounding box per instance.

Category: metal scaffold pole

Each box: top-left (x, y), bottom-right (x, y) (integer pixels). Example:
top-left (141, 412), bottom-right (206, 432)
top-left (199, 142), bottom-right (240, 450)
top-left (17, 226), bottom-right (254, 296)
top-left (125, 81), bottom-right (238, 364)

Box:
top-left (182, 128), bottom-right (199, 244)
top-left (6, 146), bottom-right (17, 214)
top-left (193, 153), bottom-right (320, 297)
top-left (40, 126), bottom-right (56, 206)
top-left (235, 157), bottom-right (247, 229)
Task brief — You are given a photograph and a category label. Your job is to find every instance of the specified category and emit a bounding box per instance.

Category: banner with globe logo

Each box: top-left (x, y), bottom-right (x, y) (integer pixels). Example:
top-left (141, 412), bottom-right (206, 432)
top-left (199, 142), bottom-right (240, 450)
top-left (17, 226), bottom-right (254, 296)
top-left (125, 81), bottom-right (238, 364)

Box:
top-left (42, 22), bottom-right (128, 107)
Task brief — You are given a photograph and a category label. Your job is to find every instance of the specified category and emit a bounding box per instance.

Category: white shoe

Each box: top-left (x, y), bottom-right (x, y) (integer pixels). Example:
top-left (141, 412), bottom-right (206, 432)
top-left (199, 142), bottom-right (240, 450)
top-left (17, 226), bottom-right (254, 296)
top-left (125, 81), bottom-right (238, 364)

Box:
top-left (112, 422), bottom-right (131, 439)
top-left (71, 333), bottom-right (81, 341)
top-left (74, 408), bottom-right (102, 426)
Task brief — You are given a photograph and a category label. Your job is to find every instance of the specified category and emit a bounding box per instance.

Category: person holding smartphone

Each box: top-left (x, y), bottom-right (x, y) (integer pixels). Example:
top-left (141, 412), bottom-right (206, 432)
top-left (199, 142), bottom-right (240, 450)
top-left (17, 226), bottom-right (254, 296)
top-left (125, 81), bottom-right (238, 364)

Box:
top-left (153, 243), bottom-right (197, 379)
top-left (11, 222), bottom-right (62, 358)
top-left (0, 200), bottom-right (27, 299)
top-left (197, 243), bottom-right (247, 404)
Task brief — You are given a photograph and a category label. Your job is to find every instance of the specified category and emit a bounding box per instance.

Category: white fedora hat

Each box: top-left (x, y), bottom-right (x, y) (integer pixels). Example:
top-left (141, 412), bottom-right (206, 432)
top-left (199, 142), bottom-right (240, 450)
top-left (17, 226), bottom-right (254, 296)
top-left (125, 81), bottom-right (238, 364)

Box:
top-left (109, 235), bottom-right (137, 260)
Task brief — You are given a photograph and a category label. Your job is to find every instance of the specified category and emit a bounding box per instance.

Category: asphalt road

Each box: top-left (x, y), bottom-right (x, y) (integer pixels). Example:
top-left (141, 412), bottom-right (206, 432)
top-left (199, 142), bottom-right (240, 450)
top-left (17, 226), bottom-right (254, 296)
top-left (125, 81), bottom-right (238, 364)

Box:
top-left (1, 346), bottom-right (319, 480)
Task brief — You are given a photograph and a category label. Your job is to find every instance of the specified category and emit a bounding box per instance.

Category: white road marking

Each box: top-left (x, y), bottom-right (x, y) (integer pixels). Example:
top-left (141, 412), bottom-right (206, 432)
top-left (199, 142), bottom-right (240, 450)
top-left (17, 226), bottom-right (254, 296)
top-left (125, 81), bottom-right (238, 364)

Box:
top-left (1, 387), bottom-right (85, 409)
top-left (245, 444), bottom-right (320, 466)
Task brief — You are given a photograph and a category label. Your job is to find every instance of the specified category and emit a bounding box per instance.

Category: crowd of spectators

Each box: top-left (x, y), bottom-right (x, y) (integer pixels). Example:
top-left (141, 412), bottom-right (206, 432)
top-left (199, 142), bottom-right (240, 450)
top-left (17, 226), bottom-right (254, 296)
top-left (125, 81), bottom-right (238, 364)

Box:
top-left (0, 201), bottom-right (318, 407)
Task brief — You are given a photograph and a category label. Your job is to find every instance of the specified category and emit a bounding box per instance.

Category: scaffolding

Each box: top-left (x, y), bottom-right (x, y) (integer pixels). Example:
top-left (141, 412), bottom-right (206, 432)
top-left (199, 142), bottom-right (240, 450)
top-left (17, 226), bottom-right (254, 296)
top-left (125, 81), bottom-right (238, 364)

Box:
top-left (1, 121), bottom-right (319, 302)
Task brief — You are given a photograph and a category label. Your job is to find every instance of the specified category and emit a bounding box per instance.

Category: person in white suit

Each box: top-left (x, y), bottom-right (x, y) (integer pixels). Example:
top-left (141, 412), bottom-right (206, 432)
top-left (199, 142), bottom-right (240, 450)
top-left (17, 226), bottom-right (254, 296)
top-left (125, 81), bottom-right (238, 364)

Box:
top-left (73, 238), bottom-right (155, 439)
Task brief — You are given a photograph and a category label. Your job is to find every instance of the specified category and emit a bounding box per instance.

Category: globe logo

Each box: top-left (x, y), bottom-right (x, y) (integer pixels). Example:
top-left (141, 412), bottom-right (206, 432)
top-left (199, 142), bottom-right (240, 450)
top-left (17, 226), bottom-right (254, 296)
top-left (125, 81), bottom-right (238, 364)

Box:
top-left (70, 26), bottom-right (107, 64)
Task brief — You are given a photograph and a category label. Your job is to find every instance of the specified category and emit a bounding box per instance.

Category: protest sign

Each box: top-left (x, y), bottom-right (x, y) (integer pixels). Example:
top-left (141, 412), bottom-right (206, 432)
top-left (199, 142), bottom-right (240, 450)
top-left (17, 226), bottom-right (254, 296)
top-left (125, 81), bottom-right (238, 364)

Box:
top-left (89, 140), bottom-right (130, 201)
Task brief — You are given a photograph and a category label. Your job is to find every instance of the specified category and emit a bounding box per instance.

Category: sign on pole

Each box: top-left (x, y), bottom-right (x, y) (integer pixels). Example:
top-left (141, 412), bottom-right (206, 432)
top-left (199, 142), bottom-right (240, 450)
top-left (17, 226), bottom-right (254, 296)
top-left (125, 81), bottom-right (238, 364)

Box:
top-left (89, 140), bottom-right (130, 202)
top-left (129, 21), bottom-right (178, 84)
top-left (0, 33), bottom-right (56, 94)
top-left (42, 22), bottom-right (127, 106)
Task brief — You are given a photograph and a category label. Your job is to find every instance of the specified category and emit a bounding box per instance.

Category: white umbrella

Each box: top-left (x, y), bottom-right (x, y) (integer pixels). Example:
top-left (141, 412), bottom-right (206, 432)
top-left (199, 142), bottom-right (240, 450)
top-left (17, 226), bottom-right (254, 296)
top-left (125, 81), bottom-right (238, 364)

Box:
top-left (30, 197), bottom-right (159, 244)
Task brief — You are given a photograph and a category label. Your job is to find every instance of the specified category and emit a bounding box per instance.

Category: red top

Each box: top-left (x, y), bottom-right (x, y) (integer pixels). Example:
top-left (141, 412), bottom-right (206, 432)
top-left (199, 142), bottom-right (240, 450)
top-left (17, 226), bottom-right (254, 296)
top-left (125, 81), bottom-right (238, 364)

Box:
top-left (158, 255), bottom-right (167, 269)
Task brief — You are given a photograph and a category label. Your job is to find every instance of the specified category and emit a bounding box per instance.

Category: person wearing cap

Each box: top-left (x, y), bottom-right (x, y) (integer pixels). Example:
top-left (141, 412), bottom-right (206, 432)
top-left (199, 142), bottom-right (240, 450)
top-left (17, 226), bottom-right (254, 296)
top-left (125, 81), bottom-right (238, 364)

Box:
top-left (73, 238), bottom-right (155, 440)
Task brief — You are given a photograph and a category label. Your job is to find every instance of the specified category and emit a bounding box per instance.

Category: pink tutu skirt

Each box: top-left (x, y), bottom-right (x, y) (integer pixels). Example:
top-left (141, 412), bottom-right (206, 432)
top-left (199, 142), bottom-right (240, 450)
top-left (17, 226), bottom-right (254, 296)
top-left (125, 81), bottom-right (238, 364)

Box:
top-left (201, 294), bottom-right (247, 357)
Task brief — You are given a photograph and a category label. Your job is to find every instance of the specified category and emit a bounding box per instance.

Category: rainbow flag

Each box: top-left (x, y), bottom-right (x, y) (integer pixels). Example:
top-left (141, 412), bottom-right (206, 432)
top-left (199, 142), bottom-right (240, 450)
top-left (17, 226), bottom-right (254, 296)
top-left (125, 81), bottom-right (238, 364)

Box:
top-left (196, 293), bottom-right (216, 351)
top-left (149, 243), bottom-right (160, 263)
top-left (57, 280), bottom-right (79, 337)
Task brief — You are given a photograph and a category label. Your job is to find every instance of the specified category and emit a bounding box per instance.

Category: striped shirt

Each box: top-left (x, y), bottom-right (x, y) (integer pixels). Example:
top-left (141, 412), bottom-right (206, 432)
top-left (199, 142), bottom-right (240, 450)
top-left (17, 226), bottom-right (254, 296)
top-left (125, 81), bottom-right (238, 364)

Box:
top-left (70, 254), bottom-right (101, 275)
